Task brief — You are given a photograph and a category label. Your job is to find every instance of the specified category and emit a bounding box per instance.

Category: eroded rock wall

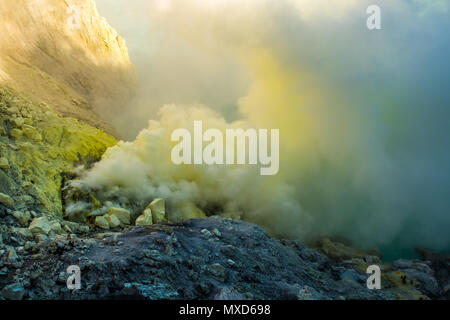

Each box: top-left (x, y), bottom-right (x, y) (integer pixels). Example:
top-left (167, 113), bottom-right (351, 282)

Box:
top-left (0, 0), bottom-right (136, 136)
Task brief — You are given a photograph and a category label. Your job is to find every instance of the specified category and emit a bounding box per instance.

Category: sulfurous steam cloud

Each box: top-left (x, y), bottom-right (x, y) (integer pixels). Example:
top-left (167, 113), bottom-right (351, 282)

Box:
top-left (73, 0), bottom-right (450, 256)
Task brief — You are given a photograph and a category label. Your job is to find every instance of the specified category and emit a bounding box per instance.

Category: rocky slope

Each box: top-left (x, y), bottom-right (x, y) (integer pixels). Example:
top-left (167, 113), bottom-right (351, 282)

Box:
top-left (0, 0), bottom-right (125, 259)
top-left (0, 0), bottom-right (136, 136)
top-left (1, 216), bottom-right (449, 300)
top-left (0, 86), bottom-right (116, 215)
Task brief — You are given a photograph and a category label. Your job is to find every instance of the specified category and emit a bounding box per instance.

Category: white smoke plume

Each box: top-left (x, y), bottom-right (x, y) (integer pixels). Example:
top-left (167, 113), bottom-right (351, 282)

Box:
top-left (75, 0), bottom-right (450, 256)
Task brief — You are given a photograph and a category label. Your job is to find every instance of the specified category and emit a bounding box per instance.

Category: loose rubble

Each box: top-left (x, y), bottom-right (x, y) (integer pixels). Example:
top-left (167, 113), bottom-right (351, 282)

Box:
top-left (0, 216), bottom-right (448, 300)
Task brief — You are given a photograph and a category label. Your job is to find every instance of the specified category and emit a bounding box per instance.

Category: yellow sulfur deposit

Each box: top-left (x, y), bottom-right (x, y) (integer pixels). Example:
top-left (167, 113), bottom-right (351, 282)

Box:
top-left (135, 208), bottom-right (153, 226)
top-left (382, 270), bottom-right (427, 300)
top-left (107, 207), bottom-right (131, 225)
top-left (0, 86), bottom-right (116, 216)
top-left (146, 198), bottom-right (166, 223)
top-left (173, 201), bottom-right (206, 221)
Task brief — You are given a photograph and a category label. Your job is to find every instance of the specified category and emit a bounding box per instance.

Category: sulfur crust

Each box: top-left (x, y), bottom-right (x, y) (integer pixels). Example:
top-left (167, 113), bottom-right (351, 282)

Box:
top-left (0, 86), bottom-right (116, 215)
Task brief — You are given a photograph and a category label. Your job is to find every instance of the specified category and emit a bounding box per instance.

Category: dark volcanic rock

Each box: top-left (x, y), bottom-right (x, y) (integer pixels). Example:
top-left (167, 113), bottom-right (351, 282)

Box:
top-left (415, 247), bottom-right (450, 299)
top-left (0, 217), bottom-right (403, 300)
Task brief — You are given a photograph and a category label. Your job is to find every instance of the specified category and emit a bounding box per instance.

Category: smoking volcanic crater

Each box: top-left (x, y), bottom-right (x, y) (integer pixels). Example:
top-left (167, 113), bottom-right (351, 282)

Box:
top-left (0, 0), bottom-right (449, 301)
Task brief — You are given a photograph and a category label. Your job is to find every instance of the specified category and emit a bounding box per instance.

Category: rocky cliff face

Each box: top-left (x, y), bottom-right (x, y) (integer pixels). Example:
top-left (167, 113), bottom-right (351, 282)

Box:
top-left (0, 0), bottom-right (133, 227)
top-left (0, 0), bottom-right (136, 136)
top-left (0, 0), bottom-right (122, 267)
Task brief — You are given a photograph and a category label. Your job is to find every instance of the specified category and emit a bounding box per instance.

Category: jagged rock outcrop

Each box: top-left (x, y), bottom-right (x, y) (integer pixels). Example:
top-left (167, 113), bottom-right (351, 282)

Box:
top-left (0, 216), bottom-right (447, 300)
top-left (0, 0), bottom-right (136, 135)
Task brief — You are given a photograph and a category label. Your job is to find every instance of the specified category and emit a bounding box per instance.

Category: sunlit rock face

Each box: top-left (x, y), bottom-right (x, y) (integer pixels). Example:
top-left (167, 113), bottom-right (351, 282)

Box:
top-left (0, 0), bottom-right (136, 136)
